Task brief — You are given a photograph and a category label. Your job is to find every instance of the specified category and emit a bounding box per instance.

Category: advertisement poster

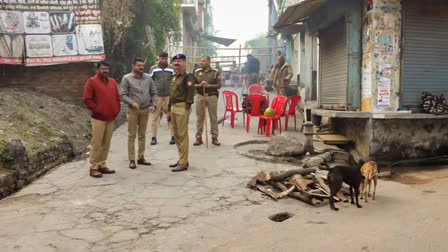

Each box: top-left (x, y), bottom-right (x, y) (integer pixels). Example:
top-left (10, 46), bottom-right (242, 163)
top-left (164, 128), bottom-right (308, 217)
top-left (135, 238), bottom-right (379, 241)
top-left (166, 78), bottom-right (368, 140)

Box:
top-left (25, 35), bottom-right (53, 57)
top-left (52, 34), bottom-right (78, 56)
top-left (377, 77), bottom-right (391, 107)
top-left (23, 11), bottom-right (51, 34)
top-left (76, 24), bottom-right (104, 55)
top-left (0, 0), bottom-right (104, 66)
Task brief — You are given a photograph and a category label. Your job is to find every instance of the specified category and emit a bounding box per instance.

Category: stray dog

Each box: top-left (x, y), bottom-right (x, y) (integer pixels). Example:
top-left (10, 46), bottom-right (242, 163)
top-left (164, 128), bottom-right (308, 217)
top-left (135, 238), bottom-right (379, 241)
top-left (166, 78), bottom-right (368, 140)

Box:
top-left (360, 161), bottom-right (378, 202)
top-left (328, 165), bottom-right (364, 211)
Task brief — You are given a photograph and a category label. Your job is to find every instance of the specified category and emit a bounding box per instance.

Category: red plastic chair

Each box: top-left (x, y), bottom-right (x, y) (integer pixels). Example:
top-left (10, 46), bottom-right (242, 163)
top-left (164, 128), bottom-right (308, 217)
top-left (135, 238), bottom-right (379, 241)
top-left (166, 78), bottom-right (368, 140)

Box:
top-left (245, 94), bottom-right (267, 133)
top-left (248, 84), bottom-right (270, 104)
top-left (284, 95), bottom-right (301, 131)
top-left (222, 90), bottom-right (244, 128)
top-left (258, 95), bottom-right (287, 137)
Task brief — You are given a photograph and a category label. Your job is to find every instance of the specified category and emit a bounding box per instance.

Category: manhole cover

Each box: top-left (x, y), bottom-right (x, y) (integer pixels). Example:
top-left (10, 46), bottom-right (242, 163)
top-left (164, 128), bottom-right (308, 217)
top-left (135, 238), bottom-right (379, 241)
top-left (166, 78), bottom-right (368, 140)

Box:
top-left (269, 212), bottom-right (293, 222)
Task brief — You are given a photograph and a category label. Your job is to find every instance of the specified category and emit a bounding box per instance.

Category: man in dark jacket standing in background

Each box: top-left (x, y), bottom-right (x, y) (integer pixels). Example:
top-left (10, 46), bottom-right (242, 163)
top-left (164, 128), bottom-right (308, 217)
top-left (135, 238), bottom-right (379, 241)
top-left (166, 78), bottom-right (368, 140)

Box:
top-left (246, 54), bottom-right (260, 85)
top-left (149, 52), bottom-right (175, 145)
top-left (83, 61), bottom-right (121, 178)
top-left (120, 57), bottom-right (158, 169)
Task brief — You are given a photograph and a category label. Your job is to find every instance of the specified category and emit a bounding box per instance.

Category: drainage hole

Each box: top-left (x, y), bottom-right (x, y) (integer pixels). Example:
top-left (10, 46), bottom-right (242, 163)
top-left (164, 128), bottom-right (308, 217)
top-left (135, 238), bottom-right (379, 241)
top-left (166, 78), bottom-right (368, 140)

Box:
top-left (269, 212), bottom-right (293, 222)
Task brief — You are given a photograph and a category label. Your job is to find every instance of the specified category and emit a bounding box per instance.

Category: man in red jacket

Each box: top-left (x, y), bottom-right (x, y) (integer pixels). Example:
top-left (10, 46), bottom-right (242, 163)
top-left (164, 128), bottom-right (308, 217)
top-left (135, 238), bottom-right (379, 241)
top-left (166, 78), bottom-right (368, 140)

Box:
top-left (83, 61), bottom-right (121, 178)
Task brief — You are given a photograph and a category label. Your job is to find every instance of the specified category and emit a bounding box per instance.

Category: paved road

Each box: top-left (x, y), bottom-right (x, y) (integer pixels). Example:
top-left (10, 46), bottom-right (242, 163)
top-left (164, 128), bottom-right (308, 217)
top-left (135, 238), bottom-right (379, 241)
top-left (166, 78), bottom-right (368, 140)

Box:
top-left (0, 91), bottom-right (447, 252)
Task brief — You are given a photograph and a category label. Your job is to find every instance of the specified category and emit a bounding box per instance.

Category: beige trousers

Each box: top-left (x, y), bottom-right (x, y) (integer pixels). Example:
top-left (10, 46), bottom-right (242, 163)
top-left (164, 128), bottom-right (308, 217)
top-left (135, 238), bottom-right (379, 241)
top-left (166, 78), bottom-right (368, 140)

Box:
top-left (127, 107), bottom-right (150, 161)
top-left (151, 96), bottom-right (173, 137)
top-left (90, 118), bottom-right (115, 171)
top-left (195, 94), bottom-right (219, 139)
top-left (171, 103), bottom-right (190, 165)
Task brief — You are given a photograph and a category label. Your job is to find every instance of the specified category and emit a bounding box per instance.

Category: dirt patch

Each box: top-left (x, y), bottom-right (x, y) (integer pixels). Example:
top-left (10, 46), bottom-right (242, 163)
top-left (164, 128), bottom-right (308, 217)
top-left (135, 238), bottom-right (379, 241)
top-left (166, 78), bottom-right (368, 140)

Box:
top-left (387, 165), bottom-right (448, 185)
top-left (0, 88), bottom-right (91, 156)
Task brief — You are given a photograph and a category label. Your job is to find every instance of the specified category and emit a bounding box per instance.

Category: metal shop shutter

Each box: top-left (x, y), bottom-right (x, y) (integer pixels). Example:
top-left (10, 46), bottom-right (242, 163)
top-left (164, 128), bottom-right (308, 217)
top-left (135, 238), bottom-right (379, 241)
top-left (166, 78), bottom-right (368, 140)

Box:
top-left (402, 0), bottom-right (448, 107)
top-left (319, 18), bottom-right (348, 109)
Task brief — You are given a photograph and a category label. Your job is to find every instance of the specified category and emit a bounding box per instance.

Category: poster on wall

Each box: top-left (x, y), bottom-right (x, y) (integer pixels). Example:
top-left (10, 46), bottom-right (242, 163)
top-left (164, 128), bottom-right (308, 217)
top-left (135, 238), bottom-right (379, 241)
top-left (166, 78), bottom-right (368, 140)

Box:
top-left (76, 24), bottom-right (104, 55)
top-left (23, 12), bottom-right (51, 34)
top-left (52, 34), bottom-right (78, 56)
top-left (0, 10), bottom-right (24, 34)
top-left (0, 0), bottom-right (104, 66)
top-left (377, 77), bottom-right (391, 107)
top-left (25, 35), bottom-right (53, 57)
top-left (50, 12), bottom-right (75, 33)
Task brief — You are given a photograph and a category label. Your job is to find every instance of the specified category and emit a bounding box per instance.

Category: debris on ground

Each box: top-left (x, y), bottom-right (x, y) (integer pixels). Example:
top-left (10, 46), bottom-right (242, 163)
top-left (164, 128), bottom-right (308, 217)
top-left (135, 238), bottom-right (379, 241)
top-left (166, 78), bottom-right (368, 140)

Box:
top-left (247, 167), bottom-right (351, 206)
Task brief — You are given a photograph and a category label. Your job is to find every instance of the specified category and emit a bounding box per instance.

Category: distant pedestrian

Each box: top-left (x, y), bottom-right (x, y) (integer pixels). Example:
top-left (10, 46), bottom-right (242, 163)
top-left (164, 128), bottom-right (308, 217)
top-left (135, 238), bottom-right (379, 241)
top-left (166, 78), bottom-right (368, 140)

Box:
top-left (271, 55), bottom-right (293, 96)
top-left (246, 54), bottom-right (260, 85)
top-left (149, 52), bottom-right (175, 145)
top-left (167, 54), bottom-right (195, 172)
top-left (83, 61), bottom-right (121, 178)
top-left (193, 55), bottom-right (222, 146)
top-left (120, 57), bottom-right (157, 169)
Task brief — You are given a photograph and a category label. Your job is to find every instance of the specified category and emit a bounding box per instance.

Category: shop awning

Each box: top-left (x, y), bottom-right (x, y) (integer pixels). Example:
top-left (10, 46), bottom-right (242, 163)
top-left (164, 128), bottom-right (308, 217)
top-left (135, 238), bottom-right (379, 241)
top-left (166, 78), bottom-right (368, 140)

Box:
top-left (202, 34), bottom-right (236, 47)
top-left (274, 0), bottom-right (328, 30)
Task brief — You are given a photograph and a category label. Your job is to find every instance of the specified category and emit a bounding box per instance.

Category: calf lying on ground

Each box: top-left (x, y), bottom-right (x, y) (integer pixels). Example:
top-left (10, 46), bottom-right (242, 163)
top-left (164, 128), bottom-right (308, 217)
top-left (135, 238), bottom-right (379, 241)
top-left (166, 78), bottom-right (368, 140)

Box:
top-left (360, 161), bottom-right (378, 202)
top-left (327, 166), bottom-right (364, 211)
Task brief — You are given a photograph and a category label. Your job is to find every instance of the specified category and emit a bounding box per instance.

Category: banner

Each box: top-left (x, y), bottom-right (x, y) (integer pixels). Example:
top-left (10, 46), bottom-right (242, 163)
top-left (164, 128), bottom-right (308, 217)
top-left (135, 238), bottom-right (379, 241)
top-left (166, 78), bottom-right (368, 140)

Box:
top-left (0, 0), bottom-right (104, 66)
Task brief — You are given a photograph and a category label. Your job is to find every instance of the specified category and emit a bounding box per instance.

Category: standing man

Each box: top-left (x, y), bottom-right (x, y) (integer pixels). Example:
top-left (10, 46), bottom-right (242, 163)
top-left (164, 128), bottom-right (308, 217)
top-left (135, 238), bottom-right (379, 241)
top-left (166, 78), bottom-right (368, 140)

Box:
top-left (167, 54), bottom-right (195, 172)
top-left (193, 56), bottom-right (222, 146)
top-left (271, 55), bottom-right (293, 96)
top-left (120, 57), bottom-right (157, 169)
top-left (83, 61), bottom-right (121, 178)
top-left (149, 52), bottom-right (175, 145)
top-left (246, 54), bottom-right (260, 85)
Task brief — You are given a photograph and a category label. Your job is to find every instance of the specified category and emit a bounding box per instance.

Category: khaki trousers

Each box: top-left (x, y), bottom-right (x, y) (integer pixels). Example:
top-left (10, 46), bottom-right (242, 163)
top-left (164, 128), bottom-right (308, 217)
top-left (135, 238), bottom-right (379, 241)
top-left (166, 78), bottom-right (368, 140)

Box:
top-left (127, 107), bottom-right (150, 161)
top-left (195, 94), bottom-right (219, 139)
top-left (171, 102), bottom-right (190, 165)
top-left (90, 118), bottom-right (115, 171)
top-left (151, 96), bottom-right (173, 137)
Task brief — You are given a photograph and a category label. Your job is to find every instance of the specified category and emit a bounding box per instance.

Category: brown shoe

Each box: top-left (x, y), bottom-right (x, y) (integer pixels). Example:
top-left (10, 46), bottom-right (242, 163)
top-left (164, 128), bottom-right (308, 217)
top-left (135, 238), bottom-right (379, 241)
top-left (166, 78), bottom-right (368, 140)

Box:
top-left (169, 161), bottom-right (179, 168)
top-left (193, 137), bottom-right (203, 146)
top-left (90, 169), bottom-right (103, 178)
top-left (129, 160), bottom-right (137, 169)
top-left (212, 138), bottom-right (221, 146)
top-left (98, 167), bottom-right (115, 174)
top-left (137, 158), bottom-right (152, 166)
top-left (171, 164), bottom-right (188, 172)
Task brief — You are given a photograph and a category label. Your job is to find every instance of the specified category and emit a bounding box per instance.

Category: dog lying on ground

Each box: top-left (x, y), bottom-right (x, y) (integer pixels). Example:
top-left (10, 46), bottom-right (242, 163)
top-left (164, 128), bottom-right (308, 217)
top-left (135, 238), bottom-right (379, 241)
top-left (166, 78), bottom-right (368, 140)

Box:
top-left (328, 165), bottom-right (364, 211)
top-left (360, 161), bottom-right (378, 202)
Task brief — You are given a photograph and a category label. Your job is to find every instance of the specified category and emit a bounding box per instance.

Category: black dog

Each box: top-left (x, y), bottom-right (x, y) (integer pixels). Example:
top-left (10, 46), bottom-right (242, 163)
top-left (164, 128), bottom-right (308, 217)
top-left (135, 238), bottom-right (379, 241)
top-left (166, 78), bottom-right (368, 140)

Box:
top-left (327, 165), bottom-right (364, 211)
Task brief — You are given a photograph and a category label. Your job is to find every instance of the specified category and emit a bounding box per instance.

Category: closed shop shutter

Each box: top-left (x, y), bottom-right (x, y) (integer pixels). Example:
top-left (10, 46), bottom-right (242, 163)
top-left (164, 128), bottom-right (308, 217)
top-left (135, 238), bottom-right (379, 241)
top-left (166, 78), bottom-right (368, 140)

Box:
top-left (402, 0), bottom-right (448, 107)
top-left (319, 18), bottom-right (348, 109)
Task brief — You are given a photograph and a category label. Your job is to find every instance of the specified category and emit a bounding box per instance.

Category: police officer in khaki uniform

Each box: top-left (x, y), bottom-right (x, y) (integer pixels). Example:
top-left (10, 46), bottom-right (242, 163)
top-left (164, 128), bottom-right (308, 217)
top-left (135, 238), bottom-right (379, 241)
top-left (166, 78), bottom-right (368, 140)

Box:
top-left (193, 56), bottom-right (222, 146)
top-left (167, 54), bottom-right (195, 172)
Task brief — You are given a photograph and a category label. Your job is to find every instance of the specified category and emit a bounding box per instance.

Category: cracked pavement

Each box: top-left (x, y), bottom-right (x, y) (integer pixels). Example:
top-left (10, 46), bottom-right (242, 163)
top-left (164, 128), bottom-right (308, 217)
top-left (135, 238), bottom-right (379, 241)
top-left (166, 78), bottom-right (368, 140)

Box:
top-left (0, 93), bottom-right (447, 251)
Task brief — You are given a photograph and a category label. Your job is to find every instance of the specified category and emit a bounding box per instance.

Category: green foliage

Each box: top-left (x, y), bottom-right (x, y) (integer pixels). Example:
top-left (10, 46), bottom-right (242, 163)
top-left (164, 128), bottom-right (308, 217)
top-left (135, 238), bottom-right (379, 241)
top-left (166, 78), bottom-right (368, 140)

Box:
top-left (103, 0), bottom-right (182, 77)
top-left (0, 141), bottom-right (13, 164)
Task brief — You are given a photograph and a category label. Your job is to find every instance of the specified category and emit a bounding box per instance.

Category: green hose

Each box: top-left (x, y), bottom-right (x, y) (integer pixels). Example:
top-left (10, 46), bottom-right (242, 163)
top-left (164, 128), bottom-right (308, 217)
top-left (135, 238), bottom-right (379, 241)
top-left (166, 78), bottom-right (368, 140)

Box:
top-left (387, 155), bottom-right (448, 168)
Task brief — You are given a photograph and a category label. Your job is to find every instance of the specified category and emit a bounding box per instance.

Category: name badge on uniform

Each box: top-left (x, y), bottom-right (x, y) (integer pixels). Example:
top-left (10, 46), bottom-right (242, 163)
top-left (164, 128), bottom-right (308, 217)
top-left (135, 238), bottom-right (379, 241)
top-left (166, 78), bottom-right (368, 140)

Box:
top-left (199, 72), bottom-right (203, 76)
top-left (187, 81), bottom-right (193, 86)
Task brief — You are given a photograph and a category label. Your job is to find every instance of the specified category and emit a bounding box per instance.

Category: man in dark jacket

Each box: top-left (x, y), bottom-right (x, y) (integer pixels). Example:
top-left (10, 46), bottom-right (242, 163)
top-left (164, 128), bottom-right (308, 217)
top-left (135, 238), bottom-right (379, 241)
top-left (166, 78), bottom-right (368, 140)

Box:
top-left (246, 54), bottom-right (260, 85)
top-left (149, 52), bottom-right (175, 145)
top-left (83, 61), bottom-right (121, 178)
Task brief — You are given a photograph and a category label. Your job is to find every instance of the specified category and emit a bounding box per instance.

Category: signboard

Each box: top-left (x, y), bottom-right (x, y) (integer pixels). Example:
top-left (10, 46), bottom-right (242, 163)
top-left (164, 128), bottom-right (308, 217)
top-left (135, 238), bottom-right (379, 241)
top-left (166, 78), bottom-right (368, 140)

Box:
top-left (0, 0), bottom-right (105, 66)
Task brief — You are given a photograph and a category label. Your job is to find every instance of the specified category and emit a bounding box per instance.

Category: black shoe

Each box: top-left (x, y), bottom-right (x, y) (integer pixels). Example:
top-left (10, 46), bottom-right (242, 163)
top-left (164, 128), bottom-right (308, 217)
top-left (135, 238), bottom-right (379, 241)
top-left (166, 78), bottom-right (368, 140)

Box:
top-left (169, 161), bottom-right (179, 168)
top-left (151, 137), bottom-right (157, 145)
top-left (137, 158), bottom-right (152, 166)
top-left (169, 136), bottom-right (175, 145)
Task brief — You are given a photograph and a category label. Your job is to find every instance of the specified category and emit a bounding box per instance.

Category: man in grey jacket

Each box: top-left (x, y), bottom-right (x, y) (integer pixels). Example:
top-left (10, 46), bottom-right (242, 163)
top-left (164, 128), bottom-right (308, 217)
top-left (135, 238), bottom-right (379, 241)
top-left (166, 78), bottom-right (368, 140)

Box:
top-left (120, 57), bottom-right (157, 169)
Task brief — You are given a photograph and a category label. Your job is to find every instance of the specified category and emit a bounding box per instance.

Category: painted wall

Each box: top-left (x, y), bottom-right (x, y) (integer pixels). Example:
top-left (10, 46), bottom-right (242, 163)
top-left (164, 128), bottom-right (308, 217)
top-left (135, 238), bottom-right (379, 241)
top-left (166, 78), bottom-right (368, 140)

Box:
top-left (361, 0), bottom-right (402, 112)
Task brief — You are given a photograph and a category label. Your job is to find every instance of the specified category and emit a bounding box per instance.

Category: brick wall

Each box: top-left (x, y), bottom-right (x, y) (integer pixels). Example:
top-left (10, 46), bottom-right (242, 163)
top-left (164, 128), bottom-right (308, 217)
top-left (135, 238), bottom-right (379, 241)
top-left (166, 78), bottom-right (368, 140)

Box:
top-left (0, 63), bottom-right (95, 106)
top-left (0, 137), bottom-right (75, 199)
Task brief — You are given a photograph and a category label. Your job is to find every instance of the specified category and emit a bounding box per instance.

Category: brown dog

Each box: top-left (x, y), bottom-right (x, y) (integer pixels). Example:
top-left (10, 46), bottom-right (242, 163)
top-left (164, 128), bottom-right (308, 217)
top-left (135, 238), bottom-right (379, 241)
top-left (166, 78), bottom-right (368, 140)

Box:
top-left (360, 161), bottom-right (378, 202)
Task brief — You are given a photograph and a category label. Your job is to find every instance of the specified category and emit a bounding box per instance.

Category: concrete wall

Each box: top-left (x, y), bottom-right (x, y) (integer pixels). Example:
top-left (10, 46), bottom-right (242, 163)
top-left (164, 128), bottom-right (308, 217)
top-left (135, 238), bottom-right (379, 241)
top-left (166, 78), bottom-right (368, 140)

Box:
top-left (370, 119), bottom-right (448, 161)
top-left (0, 63), bottom-right (94, 106)
top-left (333, 118), bottom-right (371, 160)
top-left (361, 0), bottom-right (402, 112)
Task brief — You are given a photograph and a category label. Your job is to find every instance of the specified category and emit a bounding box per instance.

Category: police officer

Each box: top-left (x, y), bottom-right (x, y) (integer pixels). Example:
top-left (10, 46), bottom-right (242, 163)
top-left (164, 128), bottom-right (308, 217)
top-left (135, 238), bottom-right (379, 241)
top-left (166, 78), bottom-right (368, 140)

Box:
top-left (167, 54), bottom-right (195, 172)
top-left (193, 56), bottom-right (222, 146)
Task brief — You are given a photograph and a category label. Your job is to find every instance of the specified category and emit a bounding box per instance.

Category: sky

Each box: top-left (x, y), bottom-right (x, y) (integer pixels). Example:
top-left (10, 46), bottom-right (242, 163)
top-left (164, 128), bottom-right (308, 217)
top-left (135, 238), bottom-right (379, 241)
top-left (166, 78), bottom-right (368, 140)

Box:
top-left (212, 0), bottom-right (269, 48)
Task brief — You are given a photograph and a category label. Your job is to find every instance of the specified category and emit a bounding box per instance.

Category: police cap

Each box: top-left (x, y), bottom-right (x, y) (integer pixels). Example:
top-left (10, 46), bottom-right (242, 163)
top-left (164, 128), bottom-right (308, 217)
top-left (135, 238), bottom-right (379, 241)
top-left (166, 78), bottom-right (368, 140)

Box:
top-left (172, 53), bottom-right (186, 61)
